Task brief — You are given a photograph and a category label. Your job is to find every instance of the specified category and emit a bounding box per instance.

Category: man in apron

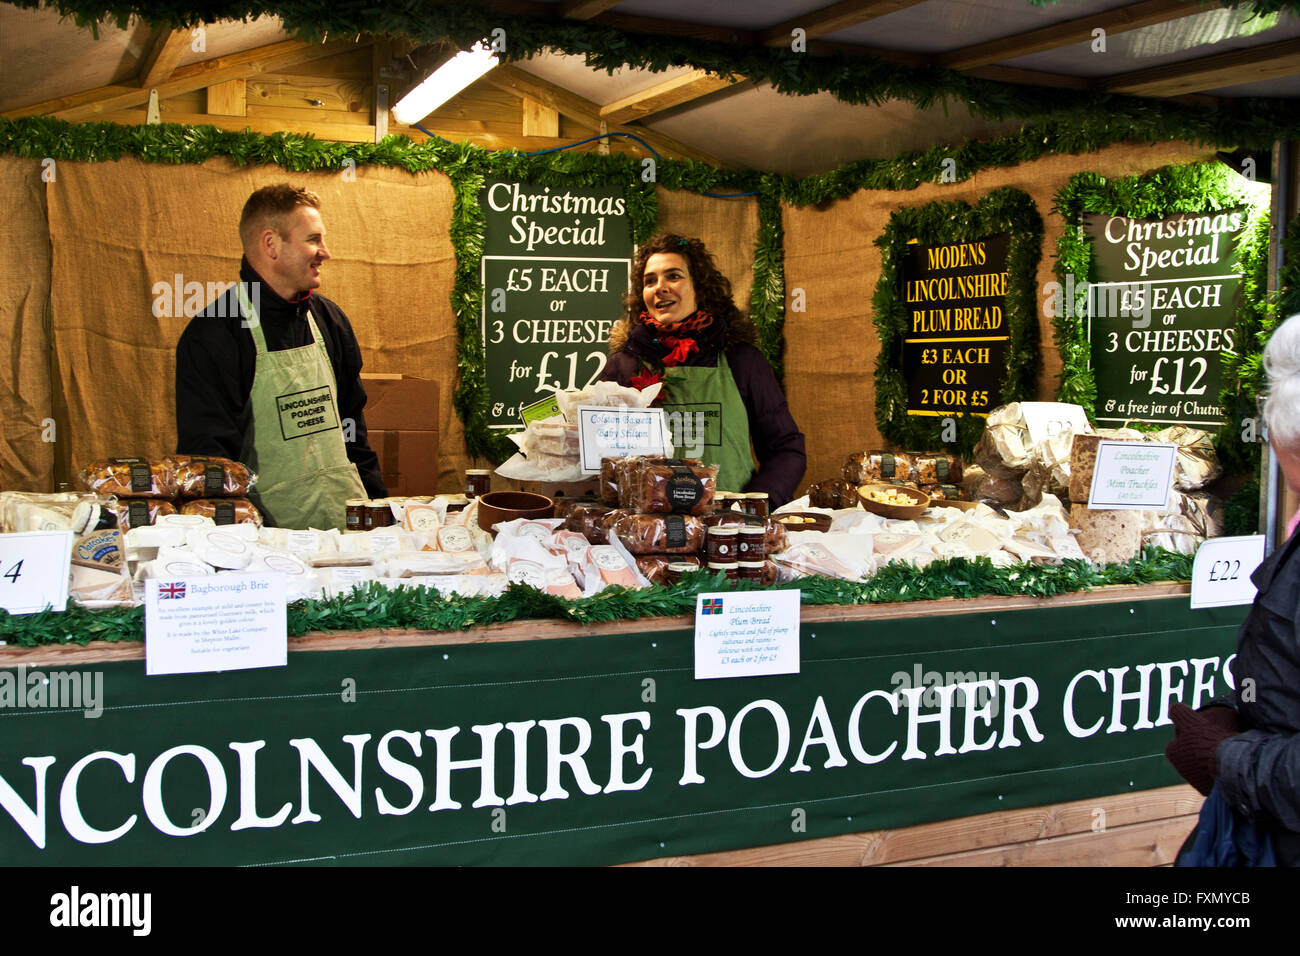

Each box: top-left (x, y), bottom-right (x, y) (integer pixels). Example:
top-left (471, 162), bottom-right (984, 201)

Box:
top-left (175, 184), bottom-right (385, 530)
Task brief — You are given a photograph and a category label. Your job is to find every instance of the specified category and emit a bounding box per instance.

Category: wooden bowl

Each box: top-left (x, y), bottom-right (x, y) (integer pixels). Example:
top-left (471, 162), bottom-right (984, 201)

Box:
top-left (773, 511), bottom-right (832, 533)
top-left (857, 483), bottom-right (929, 520)
top-left (476, 491), bottom-right (554, 533)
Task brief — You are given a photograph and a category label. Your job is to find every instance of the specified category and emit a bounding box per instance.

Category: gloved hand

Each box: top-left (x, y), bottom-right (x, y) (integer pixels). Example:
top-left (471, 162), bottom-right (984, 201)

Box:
top-left (1164, 703), bottom-right (1239, 796)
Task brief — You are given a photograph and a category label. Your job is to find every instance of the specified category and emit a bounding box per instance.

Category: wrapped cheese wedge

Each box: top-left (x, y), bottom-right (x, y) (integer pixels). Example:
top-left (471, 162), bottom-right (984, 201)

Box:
top-left (185, 528), bottom-right (255, 570)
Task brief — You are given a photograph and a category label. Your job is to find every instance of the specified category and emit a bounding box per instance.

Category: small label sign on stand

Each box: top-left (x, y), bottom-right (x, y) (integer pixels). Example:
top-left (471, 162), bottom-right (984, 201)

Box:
top-left (694, 589), bottom-right (801, 680)
top-left (1191, 535), bottom-right (1266, 609)
top-left (577, 405), bottom-right (669, 473)
top-left (0, 531), bottom-right (73, 615)
top-left (1087, 440), bottom-right (1177, 510)
top-left (145, 573), bottom-right (288, 676)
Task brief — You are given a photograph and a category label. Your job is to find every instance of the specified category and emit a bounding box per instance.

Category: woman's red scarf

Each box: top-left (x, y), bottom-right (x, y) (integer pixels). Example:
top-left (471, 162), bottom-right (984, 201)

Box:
top-left (629, 310), bottom-right (714, 391)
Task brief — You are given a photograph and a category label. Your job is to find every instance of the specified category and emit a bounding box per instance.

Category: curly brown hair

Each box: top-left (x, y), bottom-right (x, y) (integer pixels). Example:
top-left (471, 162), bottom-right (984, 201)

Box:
top-left (622, 234), bottom-right (750, 335)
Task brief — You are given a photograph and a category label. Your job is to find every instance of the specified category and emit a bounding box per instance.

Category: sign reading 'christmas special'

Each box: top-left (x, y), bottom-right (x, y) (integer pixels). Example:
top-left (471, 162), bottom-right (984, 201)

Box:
top-left (902, 235), bottom-right (1010, 417)
top-left (480, 180), bottom-right (633, 428)
top-left (1082, 209), bottom-right (1247, 427)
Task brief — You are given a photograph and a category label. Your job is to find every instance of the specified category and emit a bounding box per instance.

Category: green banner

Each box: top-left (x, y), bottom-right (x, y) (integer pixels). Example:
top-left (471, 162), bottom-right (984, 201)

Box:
top-left (1082, 210), bottom-right (1247, 427)
top-left (0, 597), bottom-right (1243, 865)
top-left (479, 179), bottom-right (632, 429)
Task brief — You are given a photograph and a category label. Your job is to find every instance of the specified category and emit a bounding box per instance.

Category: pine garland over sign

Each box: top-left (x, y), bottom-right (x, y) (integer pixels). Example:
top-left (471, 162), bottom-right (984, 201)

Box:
top-left (1050, 162), bottom-right (1270, 438)
top-left (0, 547), bottom-right (1193, 647)
top-left (873, 188), bottom-right (1043, 454)
top-left (12, 0), bottom-right (1300, 144)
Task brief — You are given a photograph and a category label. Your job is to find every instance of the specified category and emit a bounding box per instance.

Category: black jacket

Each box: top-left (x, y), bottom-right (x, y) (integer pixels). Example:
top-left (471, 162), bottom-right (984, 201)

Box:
top-left (174, 259), bottom-right (386, 497)
top-left (1216, 529), bottom-right (1300, 864)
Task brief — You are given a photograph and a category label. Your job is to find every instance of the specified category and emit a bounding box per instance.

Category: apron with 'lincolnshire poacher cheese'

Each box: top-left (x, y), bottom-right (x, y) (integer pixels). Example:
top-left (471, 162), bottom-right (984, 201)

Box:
top-left (660, 351), bottom-right (756, 493)
top-left (237, 284), bottom-right (366, 531)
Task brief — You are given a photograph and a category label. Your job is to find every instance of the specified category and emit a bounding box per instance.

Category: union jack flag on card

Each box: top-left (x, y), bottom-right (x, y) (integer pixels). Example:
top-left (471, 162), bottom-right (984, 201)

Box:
top-left (159, 582), bottom-right (186, 600)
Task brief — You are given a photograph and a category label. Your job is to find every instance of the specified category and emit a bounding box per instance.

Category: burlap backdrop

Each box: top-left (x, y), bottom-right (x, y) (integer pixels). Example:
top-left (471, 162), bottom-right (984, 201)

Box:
top-left (3, 141), bottom-right (1228, 498)
top-left (41, 158), bottom-right (458, 489)
top-left (0, 157), bottom-right (54, 491)
top-left (782, 141), bottom-right (1218, 487)
top-left (654, 186), bottom-right (758, 311)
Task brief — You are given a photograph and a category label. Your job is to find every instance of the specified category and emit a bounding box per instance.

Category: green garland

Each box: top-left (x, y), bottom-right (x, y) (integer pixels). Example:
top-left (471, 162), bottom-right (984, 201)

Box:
top-left (0, 546), bottom-right (1193, 647)
top-left (1051, 161), bottom-right (1270, 429)
top-left (11, 0), bottom-right (1300, 144)
top-left (872, 187), bottom-right (1043, 454)
top-left (749, 189), bottom-right (787, 384)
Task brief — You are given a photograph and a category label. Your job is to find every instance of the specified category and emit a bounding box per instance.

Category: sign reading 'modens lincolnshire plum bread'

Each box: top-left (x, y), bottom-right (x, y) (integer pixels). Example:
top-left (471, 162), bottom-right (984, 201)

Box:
top-left (1082, 209), bottom-right (1247, 428)
top-left (901, 234), bottom-right (1010, 418)
top-left (480, 180), bottom-right (632, 429)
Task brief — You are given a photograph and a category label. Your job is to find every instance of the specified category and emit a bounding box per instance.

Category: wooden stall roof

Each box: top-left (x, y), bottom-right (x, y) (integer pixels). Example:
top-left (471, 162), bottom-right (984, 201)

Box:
top-left (2, 0), bottom-right (1299, 175)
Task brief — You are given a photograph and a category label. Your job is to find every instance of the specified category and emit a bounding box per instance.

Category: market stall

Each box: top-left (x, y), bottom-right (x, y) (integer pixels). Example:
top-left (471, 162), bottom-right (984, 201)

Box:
top-left (3, 0), bottom-right (1300, 867)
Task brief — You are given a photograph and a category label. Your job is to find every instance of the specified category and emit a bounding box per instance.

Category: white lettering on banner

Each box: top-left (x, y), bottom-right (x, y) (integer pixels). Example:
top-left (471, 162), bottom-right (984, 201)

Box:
top-left (0, 654), bottom-right (1235, 849)
top-left (1062, 655), bottom-right (1235, 738)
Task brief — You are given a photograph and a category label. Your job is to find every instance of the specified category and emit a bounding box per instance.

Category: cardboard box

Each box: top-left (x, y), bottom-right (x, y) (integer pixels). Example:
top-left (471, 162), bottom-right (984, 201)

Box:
top-left (362, 376), bottom-right (439, 497)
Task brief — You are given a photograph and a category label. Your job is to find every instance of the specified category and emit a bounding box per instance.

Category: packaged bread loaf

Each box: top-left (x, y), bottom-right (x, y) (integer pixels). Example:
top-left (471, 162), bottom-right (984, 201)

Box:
top-left (627, 459), bottom-right (717, 515)
top-left (807, 478), bottom-right (859, 510)
top-left (77, 457), bottom-right (175, 499)
top-left (552, 495), bottom-right (602, 521)
top-left (593, 508), bottom-right (632, 546)
top-left (600, 458), bottom-right (620, 506)
top-left (921, 483), bottom-right (965, 500)
top-left (634, 554), bottom-right (702, 585)
top-left (180, 497), bottom-right (263, 527)
top-left (911, 452), bottom-right (962, 485)
top-left (565, 504), bottom-right (613, 539)
top-left (610, 513), bottom-right (705, 555)
top-left (842, 451), bottom-right (913, 484)
top-left (164, 455), bottom-right (256, 499)
top-left (108, 497), bottom-right (178, 531)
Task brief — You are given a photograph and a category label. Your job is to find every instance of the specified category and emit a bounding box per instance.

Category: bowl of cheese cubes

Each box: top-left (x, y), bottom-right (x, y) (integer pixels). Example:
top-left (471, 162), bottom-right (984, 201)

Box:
top-left (856, 482), bottom-right (929, 519)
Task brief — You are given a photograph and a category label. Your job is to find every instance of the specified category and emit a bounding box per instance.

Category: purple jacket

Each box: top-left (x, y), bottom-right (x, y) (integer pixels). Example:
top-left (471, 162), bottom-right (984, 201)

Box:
top-left (602, 318), bottom-right (807, 507)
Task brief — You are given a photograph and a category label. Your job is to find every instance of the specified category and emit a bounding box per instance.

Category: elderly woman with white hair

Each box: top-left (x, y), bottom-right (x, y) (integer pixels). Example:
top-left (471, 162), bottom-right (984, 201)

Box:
top-left (1165, 313), bottom-right (1300, 866)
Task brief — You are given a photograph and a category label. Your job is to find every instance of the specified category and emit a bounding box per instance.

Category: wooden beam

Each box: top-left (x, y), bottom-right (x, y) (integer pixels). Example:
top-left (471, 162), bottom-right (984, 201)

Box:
top-left (599, 69), bottom-right (739, 124)
top-left (1106, 36), bottom-right (1300, 97)
top-left (941, 0), bottom-right (1226, 71)
top-left (206, 79), bottom-right (247, 116)
top-left (560, 0), bottom-right (622, 19)
top-left (961, 64), bottom-right (1094, 91)
top-left (138, 27), bottom-right (191, 88)
top-left (3, 86), bottom-right (138, 120)
top-left (39, 39), bottom-right (363, 123)
top-left (761, 0), bottom-right (930, 46)
top-left (521, 96), bottom-right (559, 136)
top-left (97, 108), bottom-right (378, 143)
top-left (481, 63), bottom-right (733, 166)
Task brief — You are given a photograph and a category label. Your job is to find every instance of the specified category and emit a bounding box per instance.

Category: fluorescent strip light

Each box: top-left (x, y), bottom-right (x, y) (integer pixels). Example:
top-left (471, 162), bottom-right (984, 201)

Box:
top-left (392, 42), bottom-right (498, 125)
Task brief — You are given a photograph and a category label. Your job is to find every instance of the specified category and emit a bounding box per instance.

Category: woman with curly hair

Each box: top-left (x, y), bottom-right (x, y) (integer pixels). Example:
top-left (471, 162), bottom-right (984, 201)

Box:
top-left (601, 233), bottom-right (806, 506)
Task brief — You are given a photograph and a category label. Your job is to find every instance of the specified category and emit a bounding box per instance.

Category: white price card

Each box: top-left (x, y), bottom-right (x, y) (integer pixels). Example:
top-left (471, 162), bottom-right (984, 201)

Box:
top-left (145, 573), bottom-right (288, 675)
top-left (1190, 535), bottom-right (1266, 609)
top-left (1018, 402), bottom-right (1091, 446)
top-left (0, 531), bottom-right (73, 615)
top-left (1087, 440), bottom-right (1177, 510)
top-left (577, 405), bottom-right (669, 473)
top-left (694, 589), bottom-right (800, 680)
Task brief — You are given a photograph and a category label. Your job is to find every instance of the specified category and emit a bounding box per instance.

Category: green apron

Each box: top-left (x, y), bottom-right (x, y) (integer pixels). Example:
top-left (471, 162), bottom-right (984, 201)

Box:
top-left (237, 284), bottom-right (367, 530)
top-left (660, 351), bottom-right (756, 493)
